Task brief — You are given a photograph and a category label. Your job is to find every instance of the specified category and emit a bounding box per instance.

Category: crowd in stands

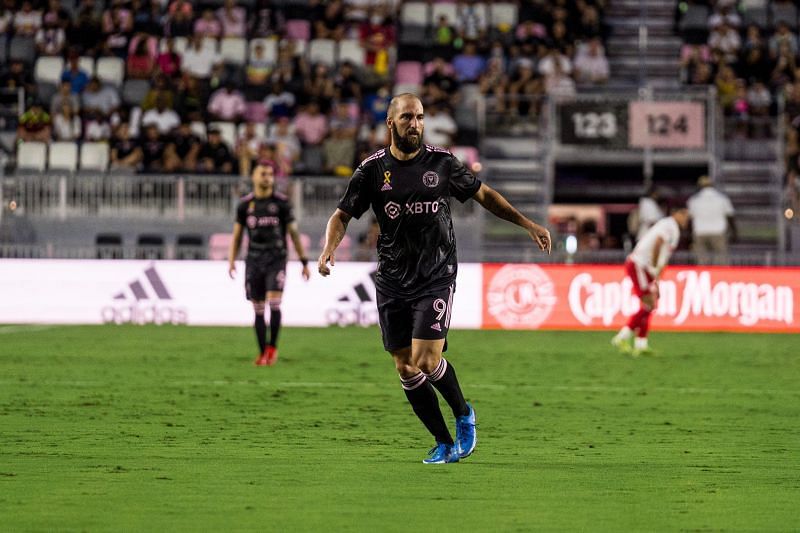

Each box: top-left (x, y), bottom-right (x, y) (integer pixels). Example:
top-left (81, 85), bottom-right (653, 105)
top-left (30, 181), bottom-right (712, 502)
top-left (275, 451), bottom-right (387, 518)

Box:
top-left (1, 0), bottom-right (609, 177)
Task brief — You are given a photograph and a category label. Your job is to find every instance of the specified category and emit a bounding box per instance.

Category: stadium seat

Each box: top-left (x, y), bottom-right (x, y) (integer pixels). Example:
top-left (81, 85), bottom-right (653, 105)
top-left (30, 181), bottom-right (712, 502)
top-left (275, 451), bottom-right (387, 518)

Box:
top-left (202, 36), bottom-right (219, 53)
top-left (308, 38), bottom-right (336, 66)
top-left (286, 19), bottom-right (311, 41)
top-left (190, 121), bottom-right (207, 141)
top-left (431, 3), bottom-right (458, 26)
top-left (742, 6), bottom-right (768, 28)
top-left (772, 3), bottom-right (798, 30)
top-left (292, 38), bottom-right (308, 57)
top-left (9, 36), bottom-right (35, 64)
top-left (401, 2), bottom-right (429, 26)
top-left (121, 79), bottom-right (151, 106)
top-left (237, 122), bottom-right (267, 140)
top-left (34, 56), bottom-right (65, 85)
top-left (395, 61), bottom-right (424, 85)
top-left (679, 4), bottom-right (710, 32)
top-left (489, 2), bottom-right (518, 28)
top-left (48, 142), bottom-right (79, 172)
top-left (159, 36), bottom-right (188, 55)
top-left (16, 142), bottom-right (48, 172)
top-left (96, 57), bottom-right (125, 87)
top-left (96, 233), bottom-right (123, 259)
top-left (244, 101), bottom-right (268, 123)
top-left (80, 142), bottom-right (110, 171)
top-left (248, 38), bottom-right (278, 64)
top-left (208, 232), bottom-right (232, 260)
top-left (220, 37), bottom-right (247, 65)
top-left (136, 233), bottom-right (165, 260)
top-left (175, 233), bottom-right (206, 260)
top-left (208, 121), bottom-right (237, 150)
top-left (338, 39), bottom-right (365, 66)
top-left (450, 145), bottom-right (480, 168)
top-left (393, 83), bottom-right (421, 96)
top-left (79, 56), bottom-right (95, 76)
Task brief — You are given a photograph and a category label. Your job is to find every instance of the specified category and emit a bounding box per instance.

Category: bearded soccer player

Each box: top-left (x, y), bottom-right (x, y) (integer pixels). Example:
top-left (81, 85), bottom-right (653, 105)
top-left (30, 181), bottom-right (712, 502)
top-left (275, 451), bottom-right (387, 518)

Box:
top-left (318, 94), bottom-right (552, 464)
top-left (229, 161), bottom-right (311, 366)
top-left (612, 205), bottom-right (690, 356)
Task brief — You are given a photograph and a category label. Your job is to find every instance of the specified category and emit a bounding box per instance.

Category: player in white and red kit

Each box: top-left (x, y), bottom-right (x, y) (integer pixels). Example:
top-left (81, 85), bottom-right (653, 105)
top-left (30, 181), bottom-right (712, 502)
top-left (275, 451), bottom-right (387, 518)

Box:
top-left (612, 205), bottom-right (690, 355)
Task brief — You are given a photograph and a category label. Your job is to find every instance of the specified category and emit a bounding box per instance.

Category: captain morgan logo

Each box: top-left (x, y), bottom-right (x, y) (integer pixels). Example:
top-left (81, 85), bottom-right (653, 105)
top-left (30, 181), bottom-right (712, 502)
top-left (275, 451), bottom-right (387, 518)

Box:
top-left (486, 264), bottom-right (557, 329)
top-left (102, 264), bottom-right (188, 325)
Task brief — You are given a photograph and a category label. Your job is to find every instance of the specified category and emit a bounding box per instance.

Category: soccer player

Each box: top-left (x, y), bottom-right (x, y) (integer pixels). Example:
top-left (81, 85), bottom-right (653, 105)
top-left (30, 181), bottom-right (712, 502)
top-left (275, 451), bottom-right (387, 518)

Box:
top-left (612, 205), bottom-right (690, 356)
top-left (229, 161), bottom-right (311, 366)
top-left (318, 93), bottom-right (552, 464)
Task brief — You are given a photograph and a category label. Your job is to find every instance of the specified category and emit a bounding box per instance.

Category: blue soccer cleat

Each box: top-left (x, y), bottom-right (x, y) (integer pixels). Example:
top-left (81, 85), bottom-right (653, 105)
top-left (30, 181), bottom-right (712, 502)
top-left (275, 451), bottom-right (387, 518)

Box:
top-left (422, 443), bottom-right (460, 464)
top-left (455, 403), bottom-right (477, 459)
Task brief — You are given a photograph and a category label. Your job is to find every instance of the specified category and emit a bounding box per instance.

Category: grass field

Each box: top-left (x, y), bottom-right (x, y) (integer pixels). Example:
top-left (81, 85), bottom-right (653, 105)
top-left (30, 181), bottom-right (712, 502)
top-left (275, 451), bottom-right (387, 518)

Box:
top-left (1, 325), bottom-right (798, 532)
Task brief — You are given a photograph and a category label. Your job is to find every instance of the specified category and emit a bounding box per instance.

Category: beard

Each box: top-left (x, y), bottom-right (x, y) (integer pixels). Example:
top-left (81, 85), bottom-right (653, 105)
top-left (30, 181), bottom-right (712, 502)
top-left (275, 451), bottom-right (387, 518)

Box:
top-left (392, 123), bottom-right (422, 154)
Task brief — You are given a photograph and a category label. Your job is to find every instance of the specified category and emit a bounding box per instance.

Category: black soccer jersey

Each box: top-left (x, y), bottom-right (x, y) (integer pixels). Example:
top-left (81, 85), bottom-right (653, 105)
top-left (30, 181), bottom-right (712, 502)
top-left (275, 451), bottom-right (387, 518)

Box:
top-left (235, 192), bottom-right (295, 262)
top-left (337, 144), bottom-right (481, 298)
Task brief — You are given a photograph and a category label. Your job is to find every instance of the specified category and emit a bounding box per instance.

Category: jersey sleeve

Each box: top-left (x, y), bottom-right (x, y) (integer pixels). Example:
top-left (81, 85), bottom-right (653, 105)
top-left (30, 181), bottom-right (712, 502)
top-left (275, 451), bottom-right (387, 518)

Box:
top-left (337, 167), bottom-right (371, 219)
top-left (448, 155), bottom-right (482, 203)
top-left (235, 201), bottom-right (247, 226)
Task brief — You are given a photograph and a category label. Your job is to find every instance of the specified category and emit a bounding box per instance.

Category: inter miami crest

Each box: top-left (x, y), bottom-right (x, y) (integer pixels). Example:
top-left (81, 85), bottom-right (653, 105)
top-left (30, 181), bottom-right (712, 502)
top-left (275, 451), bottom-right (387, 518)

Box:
top-left (423, 171), bottom-right (439, 188)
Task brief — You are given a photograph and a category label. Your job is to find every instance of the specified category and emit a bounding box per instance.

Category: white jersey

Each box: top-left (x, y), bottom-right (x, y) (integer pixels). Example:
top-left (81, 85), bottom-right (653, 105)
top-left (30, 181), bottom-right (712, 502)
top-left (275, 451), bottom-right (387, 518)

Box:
top-left (687, 187), bottom-right (734, 236)
top-left (629, 216), bottom-right (680, 276)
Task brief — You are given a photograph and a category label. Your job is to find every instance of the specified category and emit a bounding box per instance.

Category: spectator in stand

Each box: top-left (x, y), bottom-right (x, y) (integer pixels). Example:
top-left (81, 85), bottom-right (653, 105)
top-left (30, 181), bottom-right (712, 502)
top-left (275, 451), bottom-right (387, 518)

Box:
top-left (43, 0), bottom-right (70, 30)
top-left (50, 80), bottom-right (80, 116)
top-left (250, 0), bottom-right (286, 38)
top-left (747, 81), bottom-right (772, 137)
top-left (127, 37), bottom-right (157, 80)
top-left (0, 2), bottom-right (12, 36)
top-left (457, 0), bottom-right (488, 42)
top-left (452, 41), bottom-right (486, 83)
top-left (164, 120), bottom-right (201, 172)
top-left (769, 22), bottom-right (798, 59)
top-left (165, 0), bottom-right (193, 37)
top-left (82, 109), bottom-right (112, 141)
top-left (82, 77), bottom-right (121, 120)
top-left (313, 0), bottom-right (346, 40)
top-left (478, 56), bottom-right (509, 113)
top-left (61, 52), bottom-right (90, 95)
top-left (132, 0), bottom-right (164, 36)
top-left (574, 38), bottom-right (609, 85)
top-left (539, 48), bottom-right (574, 94)
top-left (35, 17), bottom-right (66, 56)
top-left (708, 3), bottom-right (740, 30)
top-left (434, 14), bottom-right (458, 50)
top-left (1, 60), bottom-right (36, 97)
top-left (140, 124), bottom-right (167, 173)
top-left (174, 75), bottom-right (205, 122)
top-left (110, 123), bottom-right (143, 170)
top-left (263, 81), bottom-right (296, 119)
top-left (217, 0), bottom-right (246, 38)
top-left (68, 4), bottom-right (103, 56)
top-left (708, 21), bottom-right (741, 64)
top-left (198, 127), bottom-right (235, 174)
top-left (52, 101), bottom-right (82, 141)
top-left (738, 46), bottom-right (771, 85)
top-left (550, 21), bottom-right (573, 56)
top-left (13, 0), bottom-right (42, 36)
top-left (207, 82), bottom-right (246, 122)
top-left (141, 94), bottom-right (180, 135)
top-left (364, 82), bottom-right (391, 125)
top-left (577, 4), bottom-right (604, 41)
top-left (157, 38), bottom-right (182, 79)
top-left (141, 75), bottom-right (175, 111)
top-left (422, 57), bottom-right (460, 108)
top-left (182, 35), bottom-right (222, 81)
top-left (323, 102), bottom-right (358, 176)
top-left (359, 11), bottom-right (393, 82)
top-left (102, 0), bottom-right (133, 58)
top-left (688, 175), bottom-right (737, 265)
top-left (508, 58), bottom-right (546, 116)
top-left (236, 122), bottom-right (268, 177)
top-left (16, 103), bottom-right (52, 143)
top-left (245, 41), bottom-right (273, 91)
top-left (423, 103), bottom-right (458, 148)
top-left (267, 116), bottom-right (301, 175)
top-left (715, 66), bottom-right (738, 111)
top-left (771, 41), bottom-right (796, 88)
top-left (690, 62), bottom-right (713, 85)
top-left (333, 61), bottom-right (362, 104)
top-left (293, 101), bottom-right (329, 147)
top-left (195, 8), bottom-right (222, 39)
top-left (303, 63), bottom-right (335, 112)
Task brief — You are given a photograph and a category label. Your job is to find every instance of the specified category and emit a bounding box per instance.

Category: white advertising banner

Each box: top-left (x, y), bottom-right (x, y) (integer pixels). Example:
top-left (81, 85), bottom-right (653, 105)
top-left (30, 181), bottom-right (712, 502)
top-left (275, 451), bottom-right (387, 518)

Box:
top-left (0, 260), bottom-right (482, 329)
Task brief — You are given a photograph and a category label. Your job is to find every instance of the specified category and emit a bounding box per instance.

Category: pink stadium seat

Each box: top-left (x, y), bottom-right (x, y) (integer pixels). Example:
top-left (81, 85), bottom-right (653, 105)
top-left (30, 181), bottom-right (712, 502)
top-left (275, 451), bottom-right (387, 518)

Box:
top-left (423, 60), bottom-right (455, 76)
top-left (286, 19), bottom-right (311, 41)
top-left (245, 101), bottom-right (268, 123)
top-left (450, 145), bottom-right (480, 168)
top-left (395, 61), bottom-right (423, 85)
top-left (208, 233), bottom-right (232, 260)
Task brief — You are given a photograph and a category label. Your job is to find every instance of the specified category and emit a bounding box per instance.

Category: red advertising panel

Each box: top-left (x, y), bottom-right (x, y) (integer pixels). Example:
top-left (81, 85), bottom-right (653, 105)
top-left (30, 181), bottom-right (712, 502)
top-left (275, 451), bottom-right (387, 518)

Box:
top-left (482, 264), bottom-right (800, 332)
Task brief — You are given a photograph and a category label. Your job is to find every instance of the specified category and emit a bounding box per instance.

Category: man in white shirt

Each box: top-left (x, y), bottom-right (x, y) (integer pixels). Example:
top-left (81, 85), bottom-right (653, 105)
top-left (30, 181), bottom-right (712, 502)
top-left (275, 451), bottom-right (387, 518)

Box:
top-left (141, 95), bottom-right (181, 135)
top-left (636, 186), bottom-right (664, 242)
top-left (423, 103), bottom-right (457, 147)
top-left (687, 175), bottom-right (737, 265)
top-left (612, 205), bottom-right (690, 356)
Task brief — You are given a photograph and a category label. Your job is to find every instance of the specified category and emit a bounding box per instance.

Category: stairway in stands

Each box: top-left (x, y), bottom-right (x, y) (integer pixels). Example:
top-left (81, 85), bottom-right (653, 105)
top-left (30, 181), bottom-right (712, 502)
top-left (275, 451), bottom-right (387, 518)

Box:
top-left (605, 0), bottom-right (682, 87)
top-left (479, 135), bottom-right (549, 262)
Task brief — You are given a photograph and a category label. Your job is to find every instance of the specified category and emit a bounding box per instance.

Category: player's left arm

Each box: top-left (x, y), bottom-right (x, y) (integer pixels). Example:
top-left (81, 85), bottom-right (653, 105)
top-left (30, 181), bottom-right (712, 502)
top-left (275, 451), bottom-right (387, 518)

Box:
top-left (472, 183), bottom-right (551, 254)
top-left (287, 221), bottom-right (311, 281)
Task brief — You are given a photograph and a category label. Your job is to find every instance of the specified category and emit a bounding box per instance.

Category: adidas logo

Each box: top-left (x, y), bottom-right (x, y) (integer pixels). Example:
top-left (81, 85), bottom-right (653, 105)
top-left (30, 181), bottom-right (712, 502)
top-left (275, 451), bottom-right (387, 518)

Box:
top-left (101, 264), bottom-right (187, 325)
top-left (430, 322), bottom-right (442, 332)
top-left (381, 183), bottom-right (392, 191)
top-left (326, 270), bottom-right (379, 327)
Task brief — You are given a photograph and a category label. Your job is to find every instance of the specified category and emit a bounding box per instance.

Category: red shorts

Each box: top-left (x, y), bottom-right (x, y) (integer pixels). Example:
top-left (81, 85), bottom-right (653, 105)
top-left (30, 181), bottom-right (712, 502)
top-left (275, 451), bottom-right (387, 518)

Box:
top-left (625, 259), bottom-right (655, 298)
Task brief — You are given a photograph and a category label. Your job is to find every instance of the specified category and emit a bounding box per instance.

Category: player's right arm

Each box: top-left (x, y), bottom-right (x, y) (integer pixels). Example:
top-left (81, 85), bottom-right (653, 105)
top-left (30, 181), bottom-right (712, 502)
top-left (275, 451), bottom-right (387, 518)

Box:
top-left (228, 222), bottom-right (244, 279)
top-left (650, 235), bottom-right (664, 278)
top-left (318, 209), bottom-right (352, 277)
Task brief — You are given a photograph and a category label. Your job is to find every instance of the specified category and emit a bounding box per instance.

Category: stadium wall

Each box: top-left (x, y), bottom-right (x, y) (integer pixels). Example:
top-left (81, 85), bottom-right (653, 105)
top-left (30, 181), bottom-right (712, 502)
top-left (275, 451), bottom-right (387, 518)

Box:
top-left (0, 260), bottom-right (797, 333)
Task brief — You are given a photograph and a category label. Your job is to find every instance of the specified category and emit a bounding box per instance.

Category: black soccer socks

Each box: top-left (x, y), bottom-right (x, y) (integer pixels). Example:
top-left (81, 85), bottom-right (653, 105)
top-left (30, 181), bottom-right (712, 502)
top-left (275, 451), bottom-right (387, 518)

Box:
top-left (425, 358), bottom-right (470, 418)
top-left (254, 313), bottom-right (267, 353)
top-left (401, 373), bottom-right (454, 445)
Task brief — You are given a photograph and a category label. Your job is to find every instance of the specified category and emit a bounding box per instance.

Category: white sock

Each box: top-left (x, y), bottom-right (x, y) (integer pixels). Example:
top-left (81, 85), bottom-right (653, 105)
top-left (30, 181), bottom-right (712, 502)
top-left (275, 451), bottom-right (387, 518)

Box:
top-left (634, 337), bottom-right (648, 350)
top-left (614, 327), bottom-right (633, 341)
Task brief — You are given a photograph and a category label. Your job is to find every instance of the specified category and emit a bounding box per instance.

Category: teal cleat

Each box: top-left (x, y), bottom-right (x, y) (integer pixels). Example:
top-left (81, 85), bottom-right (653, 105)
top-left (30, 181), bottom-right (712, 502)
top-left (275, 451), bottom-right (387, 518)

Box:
top-left (422, 443), bottom-right (460, 464)
top-left (455, 403), bottom-right (477, 459)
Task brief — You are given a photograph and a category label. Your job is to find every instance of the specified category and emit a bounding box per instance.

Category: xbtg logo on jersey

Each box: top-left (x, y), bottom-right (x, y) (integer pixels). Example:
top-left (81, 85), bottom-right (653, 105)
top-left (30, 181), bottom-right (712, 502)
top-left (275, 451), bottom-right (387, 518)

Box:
top-left (422, 171), bottom-right (439, 187)
top-left (486, 264), bottom-right (557, 329)
top-left (384, 201), bottom-right (401, 220)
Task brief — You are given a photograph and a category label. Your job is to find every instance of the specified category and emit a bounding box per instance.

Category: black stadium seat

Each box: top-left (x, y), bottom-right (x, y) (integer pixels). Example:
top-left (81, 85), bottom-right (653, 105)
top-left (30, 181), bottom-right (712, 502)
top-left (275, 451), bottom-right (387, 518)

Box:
top-left (175, 233), bottom-right (206, 260)
top-left (136, 233), bottom-right (165, 260)
top-left (96, 233), bottom-right (123, 259)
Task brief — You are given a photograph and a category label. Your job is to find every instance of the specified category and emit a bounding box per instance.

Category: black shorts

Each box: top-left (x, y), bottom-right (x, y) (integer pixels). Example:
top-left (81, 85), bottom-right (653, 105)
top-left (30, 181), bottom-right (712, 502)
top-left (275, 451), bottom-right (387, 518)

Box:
top-left (376, 282), bottom-right (455, 351)
top-left (245, 258), bottom-right (286, 301)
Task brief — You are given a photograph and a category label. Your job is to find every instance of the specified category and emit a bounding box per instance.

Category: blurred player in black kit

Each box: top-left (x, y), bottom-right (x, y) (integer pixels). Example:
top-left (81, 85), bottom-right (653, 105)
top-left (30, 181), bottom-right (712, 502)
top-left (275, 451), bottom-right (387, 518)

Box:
top-left (318, 94), bottom-right (551, 464)
top-left (229, 161), bottom-right (310, 366)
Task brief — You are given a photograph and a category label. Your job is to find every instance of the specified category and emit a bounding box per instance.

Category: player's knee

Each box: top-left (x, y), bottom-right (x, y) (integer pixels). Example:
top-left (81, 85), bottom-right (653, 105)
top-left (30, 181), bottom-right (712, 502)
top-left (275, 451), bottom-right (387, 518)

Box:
top-left (395, 363), bottom-right (419, 379)
top-left (268, 297), bottom-right (281, 311)
top-left (414, 354), bottom-right (441, 375)
top-left (252, 301), bottom-right (266, 315)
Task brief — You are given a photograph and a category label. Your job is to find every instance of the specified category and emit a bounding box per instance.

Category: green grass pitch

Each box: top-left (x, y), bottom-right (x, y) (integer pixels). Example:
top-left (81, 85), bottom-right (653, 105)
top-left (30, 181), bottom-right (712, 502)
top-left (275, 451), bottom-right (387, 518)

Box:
top-left (1, 325), bottom-right (798, 531)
